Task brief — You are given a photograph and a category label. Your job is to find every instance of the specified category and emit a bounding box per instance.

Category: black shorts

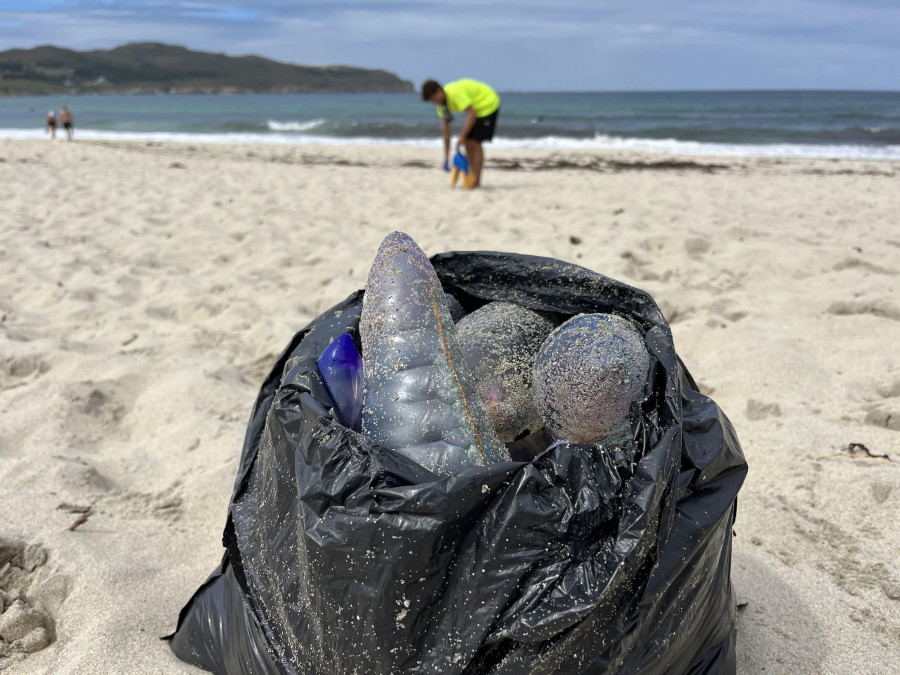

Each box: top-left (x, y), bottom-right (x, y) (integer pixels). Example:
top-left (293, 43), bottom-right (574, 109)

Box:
top-left (63, 122), bottom-right (72, 129)
top-left (467, 108), bottom-right (499, 143)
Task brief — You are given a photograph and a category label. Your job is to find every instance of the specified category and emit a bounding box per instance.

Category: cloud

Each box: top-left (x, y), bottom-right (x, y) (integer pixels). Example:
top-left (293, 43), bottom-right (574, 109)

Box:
top-left (0, 1), bottom-right (898, 90)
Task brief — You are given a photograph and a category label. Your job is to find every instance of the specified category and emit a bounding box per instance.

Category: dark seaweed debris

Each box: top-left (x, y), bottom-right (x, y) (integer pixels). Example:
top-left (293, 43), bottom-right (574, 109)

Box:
top-left (488, 156), bottom-right (728, 173)
top-left (842, 442), bottom-right (892, 461)
top-left (817, 442), bottom-right (894, 463)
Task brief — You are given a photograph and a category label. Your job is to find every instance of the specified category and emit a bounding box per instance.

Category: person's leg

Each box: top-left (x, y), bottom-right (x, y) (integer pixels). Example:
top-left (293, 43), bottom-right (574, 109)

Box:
top-left (465, 139), bottom-right (484, 188)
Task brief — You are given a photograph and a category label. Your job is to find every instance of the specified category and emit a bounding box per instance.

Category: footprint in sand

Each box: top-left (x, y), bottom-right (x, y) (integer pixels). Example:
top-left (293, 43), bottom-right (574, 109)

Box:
top-left (146, 299), bottom-right (225, 324)
top-left (0, 538), bottom-right (67, 665)
top-left (0, 355), bottom-right (51, 391)
top-left (175, 300), bottom-right (226, 323)
top-left (826, 300), bottom-right (900, 322)
top-left (871, 481), bottom-right (893, 505)
top-left (112, 274), bottom-right (142, 306)
top-left (67, 287), bottom-right (99, 303)
top-left (52, 456), bottom-right (113, 497)
top-left (239, 353), bottom-right (279, 384)
top-left (206, 364), bottom-right (251, 387)
top-left (863, 404), bottom-right (899, 431)
top-left (709, 299), bottom-right (748, 323)
top-left (860, 377), bottom-right (900, 431)
top-left (774, 492), bottom-right (900, 606)
top-left (63, 379), bottom-right (138, 447)
top-left (655, 300), bottom-right (695, 325)
top-left (684, 237), bottom-right (711, 258)
top-left (1, 323), bottom-right (43, 344)
top-left (746, 399), bottom-right (782, 421)
top-left (832, 258), bottom-right (896, 276)
top-left (875, 378), bottom-right (900, 400)
top-left (95, 481), bottom-right (184, 523)
top-left (620, 250), bottom-right (661, 282)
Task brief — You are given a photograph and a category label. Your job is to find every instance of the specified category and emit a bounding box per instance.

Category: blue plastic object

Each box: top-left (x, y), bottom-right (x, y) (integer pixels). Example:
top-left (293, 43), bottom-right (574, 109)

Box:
top-left (442, 159), bottom-right (450, 172)
top-left (316, 332), bottom-right (363, 431)
top-left (452, 150), bottom-right (469, 174)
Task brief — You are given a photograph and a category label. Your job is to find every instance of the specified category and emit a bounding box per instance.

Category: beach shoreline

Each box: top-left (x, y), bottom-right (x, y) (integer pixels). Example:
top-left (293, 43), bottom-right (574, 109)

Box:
top-left (1, 138), bottom-right (898, 673)
top-left (4, 88), bottom-right (900, 161)
top-left (5, 130), bottom-right (900, 162)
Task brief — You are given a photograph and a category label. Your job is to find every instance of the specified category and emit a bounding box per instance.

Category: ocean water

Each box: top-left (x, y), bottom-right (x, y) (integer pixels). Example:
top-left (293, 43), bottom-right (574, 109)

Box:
top-left (1, 90), bottom-right (899, 159)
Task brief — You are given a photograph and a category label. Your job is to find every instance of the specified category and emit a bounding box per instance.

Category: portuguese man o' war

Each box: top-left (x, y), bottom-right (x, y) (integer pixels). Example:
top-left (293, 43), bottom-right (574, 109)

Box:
top-left (533, 313), bottom-right (650, 446)
top-left (316, 333), bottom-right (364, 432)
top-left (456, 302), bottom-right (556, 442)
top-left (444, 292), bottom-right (466, 322)
top-left (360, 231), bottom-right (509, 476)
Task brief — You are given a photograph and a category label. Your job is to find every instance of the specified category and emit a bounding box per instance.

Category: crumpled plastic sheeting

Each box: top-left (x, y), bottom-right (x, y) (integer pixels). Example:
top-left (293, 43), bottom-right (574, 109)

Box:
top-left (168, 252), bottom-right (747, 674)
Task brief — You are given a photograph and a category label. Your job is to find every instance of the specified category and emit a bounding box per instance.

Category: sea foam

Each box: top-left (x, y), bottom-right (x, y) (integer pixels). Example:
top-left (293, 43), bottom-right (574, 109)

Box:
top-left (2, 127), bottom-right (898, 160)
top-left (266, 119), bottom-right (326, 132)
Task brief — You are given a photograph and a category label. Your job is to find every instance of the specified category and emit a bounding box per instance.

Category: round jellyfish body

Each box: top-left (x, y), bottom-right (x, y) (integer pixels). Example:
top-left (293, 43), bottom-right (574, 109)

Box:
top-left (533, 313), bottom-right (650, 445)
top-left (456, 302), bottom-right (556, 442)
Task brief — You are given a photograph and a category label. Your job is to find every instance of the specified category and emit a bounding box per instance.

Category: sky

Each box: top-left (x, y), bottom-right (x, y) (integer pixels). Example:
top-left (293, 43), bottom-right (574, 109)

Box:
top-left (0, 1), bottom-right (898, 92)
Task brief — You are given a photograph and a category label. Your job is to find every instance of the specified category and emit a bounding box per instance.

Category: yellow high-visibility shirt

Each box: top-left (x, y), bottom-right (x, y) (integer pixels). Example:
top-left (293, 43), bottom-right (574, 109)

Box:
top-left (437, 79), bottom-right (500, 119)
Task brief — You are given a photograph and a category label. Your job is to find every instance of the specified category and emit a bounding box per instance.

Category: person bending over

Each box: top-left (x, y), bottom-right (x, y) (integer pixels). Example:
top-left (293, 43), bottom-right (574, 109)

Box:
top-left (422, 79), bottom-right (500, 189)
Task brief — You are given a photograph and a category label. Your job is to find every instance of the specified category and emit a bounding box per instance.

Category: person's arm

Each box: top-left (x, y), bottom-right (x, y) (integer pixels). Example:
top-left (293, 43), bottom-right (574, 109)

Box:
top-left (457, 106), bottom-right (477, 148)
top-left (442, 116), bottom-right (452, 163)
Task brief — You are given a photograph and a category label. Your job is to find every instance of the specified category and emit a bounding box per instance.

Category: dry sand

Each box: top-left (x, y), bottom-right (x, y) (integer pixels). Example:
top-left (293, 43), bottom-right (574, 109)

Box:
top-left (1, 138), bottom-right (898, 673)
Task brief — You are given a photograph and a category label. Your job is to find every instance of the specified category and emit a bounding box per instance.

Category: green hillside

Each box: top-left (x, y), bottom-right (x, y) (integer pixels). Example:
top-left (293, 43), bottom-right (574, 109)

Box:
top-left (0, 42), bottom-right (414, 95)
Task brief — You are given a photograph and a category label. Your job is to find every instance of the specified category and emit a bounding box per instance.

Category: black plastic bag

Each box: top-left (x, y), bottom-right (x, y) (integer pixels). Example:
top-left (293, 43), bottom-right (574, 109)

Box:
top-left (168, 251), bottom-right (747, 674)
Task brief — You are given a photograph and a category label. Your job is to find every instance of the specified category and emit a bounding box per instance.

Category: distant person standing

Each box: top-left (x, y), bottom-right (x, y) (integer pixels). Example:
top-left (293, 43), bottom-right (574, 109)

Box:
top-left (45, 111), bottom-right (57, 140)
top-left (60, 106), bottom-right (74, 140)
top-left (422, 79), bottom-right (500, 189)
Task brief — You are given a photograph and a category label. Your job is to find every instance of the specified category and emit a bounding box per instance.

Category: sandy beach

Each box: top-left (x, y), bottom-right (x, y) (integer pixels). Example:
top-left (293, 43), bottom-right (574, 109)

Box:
top-left (1, 138), bottom-right (898, 673)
